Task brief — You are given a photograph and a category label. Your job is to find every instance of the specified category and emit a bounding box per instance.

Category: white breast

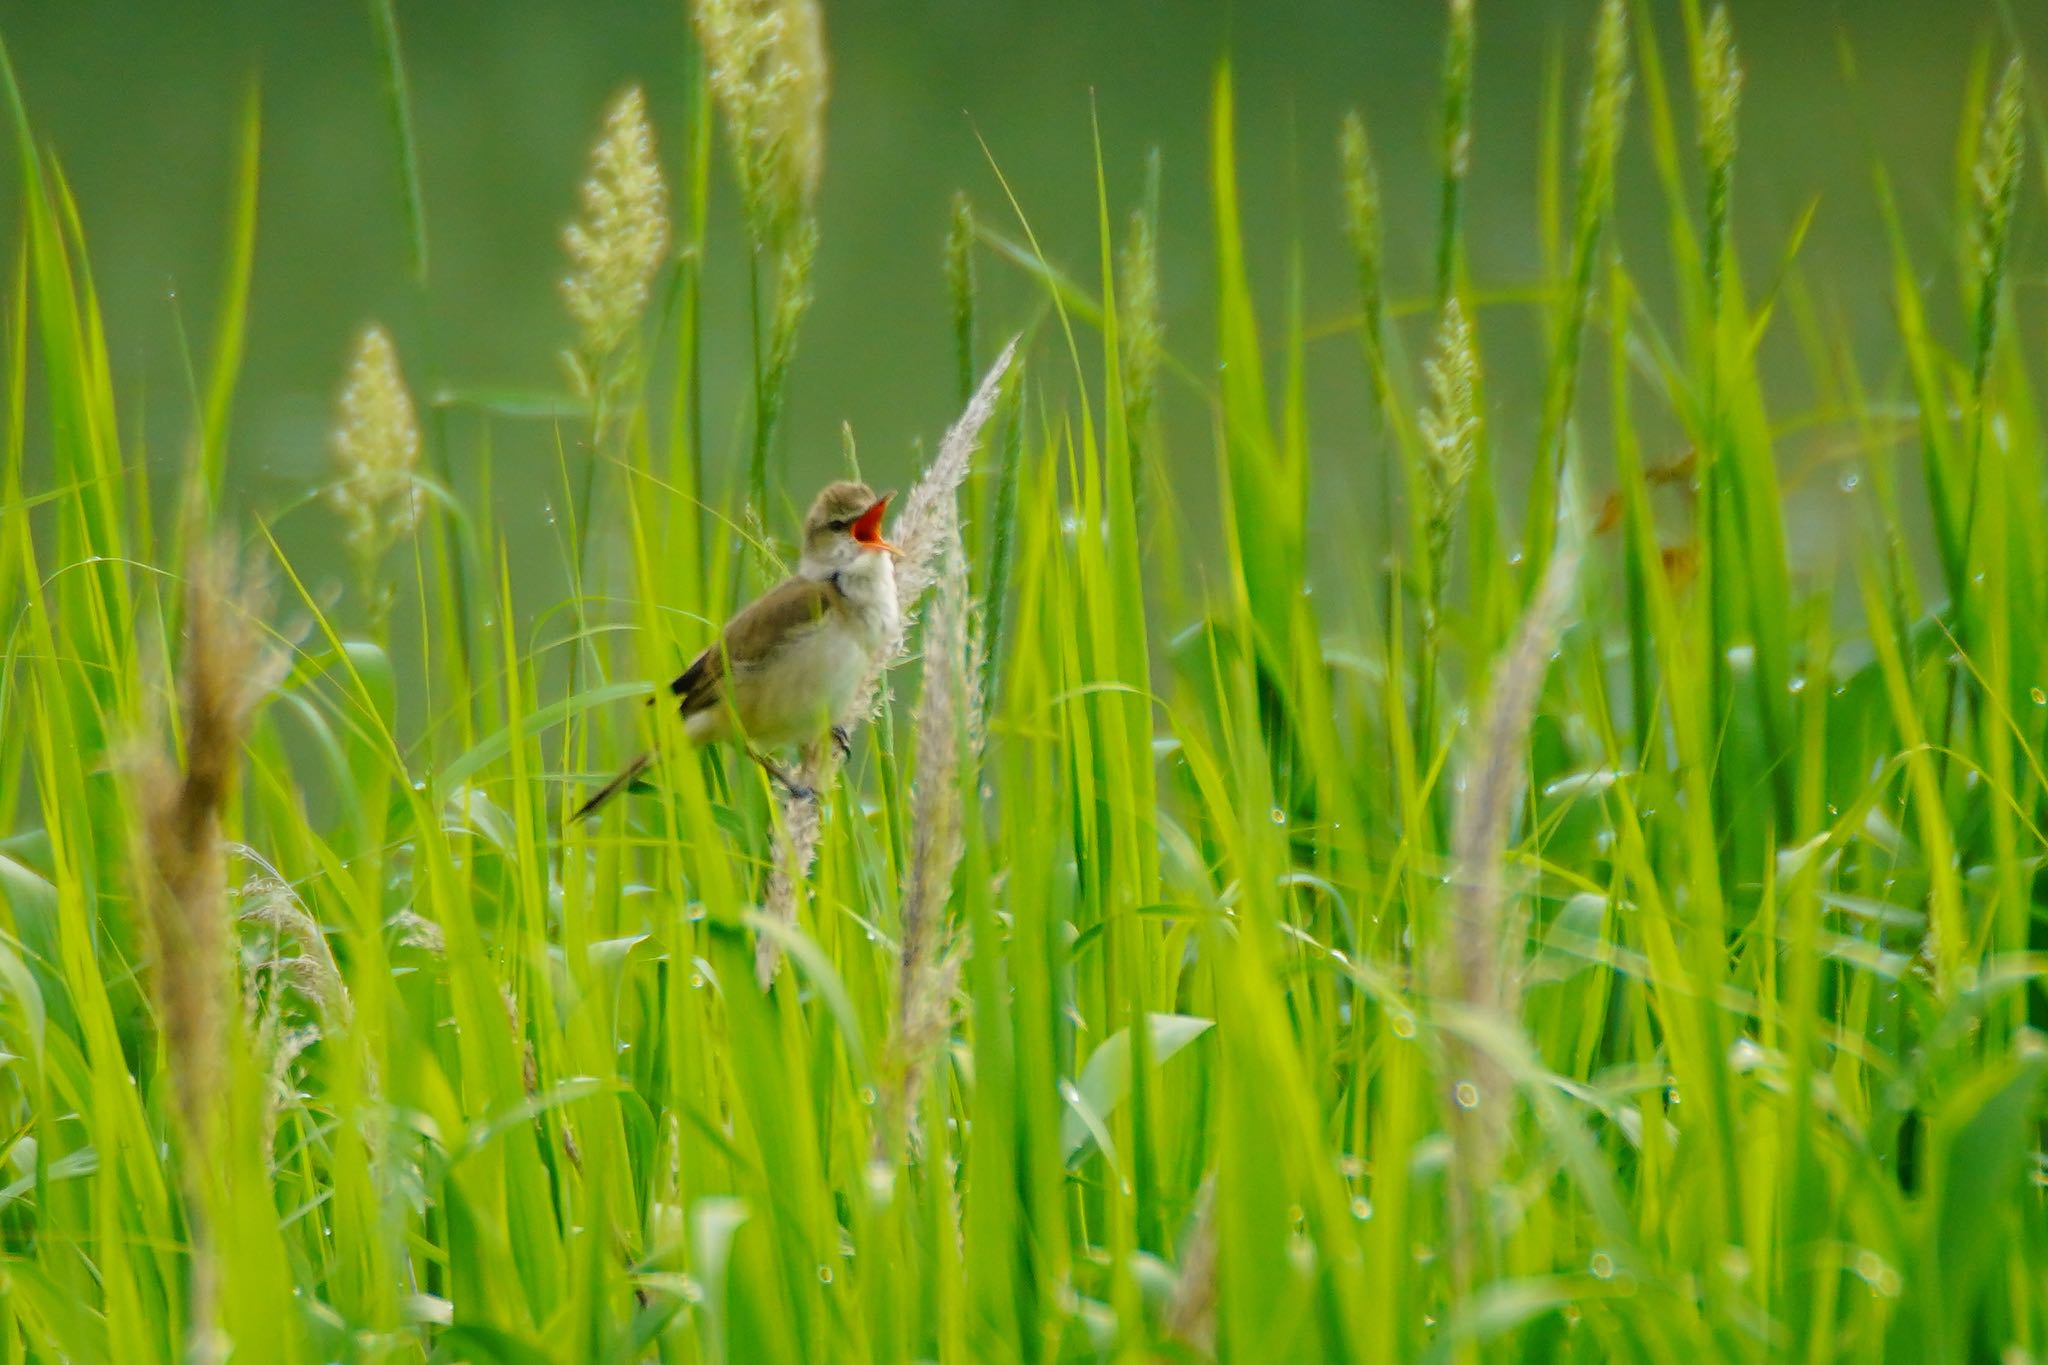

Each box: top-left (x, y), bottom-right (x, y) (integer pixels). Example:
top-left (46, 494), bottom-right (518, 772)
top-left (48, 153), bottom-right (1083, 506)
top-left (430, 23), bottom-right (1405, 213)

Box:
top-left (702, 552), bottom-right (898, 751)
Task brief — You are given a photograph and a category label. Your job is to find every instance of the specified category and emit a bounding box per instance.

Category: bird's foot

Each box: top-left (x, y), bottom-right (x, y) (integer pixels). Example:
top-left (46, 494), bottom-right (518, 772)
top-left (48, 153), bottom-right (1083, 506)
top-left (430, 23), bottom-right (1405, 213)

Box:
top-left (831, 725), bottom-right (852, 760)
top-left (752, 750), bottom-right (820, 804)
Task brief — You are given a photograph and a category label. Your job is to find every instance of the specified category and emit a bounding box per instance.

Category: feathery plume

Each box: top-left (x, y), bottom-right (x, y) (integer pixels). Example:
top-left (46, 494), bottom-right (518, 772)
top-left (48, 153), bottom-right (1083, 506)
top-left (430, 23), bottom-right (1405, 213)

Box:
top-left (758, 771), bottom-right (824, 988)
top-left (235, 875), bottom-right (351, 1158)
top-left (884, 525), bottom-right (978, 1148)
top-left (1435, 542), bottom-right (1580, 1293)
top-left (327, 324), bottom-right (422, 579)
top-left (562, 86), bottom-right (671, 368)
top-left (1117, 200), bottom-right (1162, 442)
top-left (877, 337), bottom-right (1017, 634)
top-left (237, 876), bottom-right (348, 1028)
top-left (133, 542), bottom-right (286, 1363)
top-left (693, 0), bottom-right (826, 249)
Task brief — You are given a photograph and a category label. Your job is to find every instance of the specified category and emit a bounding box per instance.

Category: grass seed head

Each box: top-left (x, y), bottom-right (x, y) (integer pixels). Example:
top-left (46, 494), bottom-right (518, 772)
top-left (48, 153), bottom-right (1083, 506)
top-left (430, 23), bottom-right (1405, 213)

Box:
top-left (694, 0), bottom-right (826, 250)
top-left (1436, 544), bottom-right (1580, 1284)
top-left (132, 542), bottom-right (285, 1354)
top-left (327, 324), bottom-right (422, 572)
top-left (562, 86), bottom-right (671, 365)
top-left (1696, 6), bottom-right (1742, 180)
top-left (1971, 55), bottom-right (2025, 386)
top-left (1579, 0), bottom-right (1632, 195)
top-left (888, 526), bottom-right (977, 1141)
top-left (759, 770), bottom-right (824, 988)
top-left (855, 337), bottom-right (1016, 705)
top-left (1117, 202), bottom-right (1162, 436)
top-left (1420, 295), bottom-right (1480, 600)
top-left (1340, 109), bottom-right (1385, 358)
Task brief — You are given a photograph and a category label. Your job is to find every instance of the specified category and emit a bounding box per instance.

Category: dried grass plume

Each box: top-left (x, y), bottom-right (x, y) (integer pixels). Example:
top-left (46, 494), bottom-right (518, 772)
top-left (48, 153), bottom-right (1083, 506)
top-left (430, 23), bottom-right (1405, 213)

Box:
top-left (883, 525), bottom-right (980, 1147)
top-left (1434, 542), bottom-right (1580, 1290)
top-left (133, 541), bottom-right (287, 1361)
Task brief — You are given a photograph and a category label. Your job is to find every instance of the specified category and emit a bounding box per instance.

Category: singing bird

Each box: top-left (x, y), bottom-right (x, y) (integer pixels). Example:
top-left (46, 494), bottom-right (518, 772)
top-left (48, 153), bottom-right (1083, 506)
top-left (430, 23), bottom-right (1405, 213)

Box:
top-left (572, 480), bottom-right (901, 819)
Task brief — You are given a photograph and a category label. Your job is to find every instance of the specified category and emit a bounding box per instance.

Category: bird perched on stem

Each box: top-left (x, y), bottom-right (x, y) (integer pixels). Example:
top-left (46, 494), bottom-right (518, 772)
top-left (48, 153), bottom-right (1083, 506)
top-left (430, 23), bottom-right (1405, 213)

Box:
top-left (573, 480), bottom-right (901, 819)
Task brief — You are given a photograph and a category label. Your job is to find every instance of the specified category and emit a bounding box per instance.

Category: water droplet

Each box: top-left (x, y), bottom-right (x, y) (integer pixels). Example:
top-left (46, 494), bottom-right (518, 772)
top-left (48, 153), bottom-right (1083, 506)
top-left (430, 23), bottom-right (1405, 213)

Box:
top-left (1855, 1250), bottom-right (1901, 1298)
top-left (1453, 1081), bottom-right (1480, 1110)
top-left (1390, 1012), bottom-right (1416, 1040)
top-left (858, 1086), bottom-right (877, 1106)
top-left (1269, 807), bottom-right (1287, 825)
top-left (1591, 1252), bottom-right (1615, 1280)
top-left (816, 1264), bottom-right (834, 1285)
top-left (1788, 675), bottom-right (1807, 695)
top-left (2032, 687), bottom-right (2046, 706)
top-left (1351, 1196), bottom-right (1373, 1220)
top-left (1839, 471), bottom-right (1861, 492)
top-left (689, 972), bottom-right (706, 990)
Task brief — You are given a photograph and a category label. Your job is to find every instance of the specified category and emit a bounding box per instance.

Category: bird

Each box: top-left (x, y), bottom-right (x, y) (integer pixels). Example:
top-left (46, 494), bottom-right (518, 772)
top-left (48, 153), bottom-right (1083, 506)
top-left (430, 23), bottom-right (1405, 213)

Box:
top-left (571, 480), bottom-right (901, 820)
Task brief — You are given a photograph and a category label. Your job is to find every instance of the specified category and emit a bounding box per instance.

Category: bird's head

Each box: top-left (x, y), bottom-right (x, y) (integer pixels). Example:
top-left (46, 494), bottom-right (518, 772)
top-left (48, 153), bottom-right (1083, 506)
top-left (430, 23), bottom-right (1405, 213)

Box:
top-left (801, 480), bottom-right (898, 572)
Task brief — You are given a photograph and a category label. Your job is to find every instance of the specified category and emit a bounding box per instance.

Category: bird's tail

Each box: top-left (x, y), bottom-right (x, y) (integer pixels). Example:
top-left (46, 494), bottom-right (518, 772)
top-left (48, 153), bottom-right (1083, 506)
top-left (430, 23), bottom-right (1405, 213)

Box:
top-left (571, 750), bottom-right (655, 821)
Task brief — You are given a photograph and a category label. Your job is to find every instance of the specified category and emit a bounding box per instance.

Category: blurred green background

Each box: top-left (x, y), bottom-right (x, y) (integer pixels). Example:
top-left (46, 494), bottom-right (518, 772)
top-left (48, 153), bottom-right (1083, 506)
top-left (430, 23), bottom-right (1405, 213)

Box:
top-left (0, 0), bottom-right (2038, 588)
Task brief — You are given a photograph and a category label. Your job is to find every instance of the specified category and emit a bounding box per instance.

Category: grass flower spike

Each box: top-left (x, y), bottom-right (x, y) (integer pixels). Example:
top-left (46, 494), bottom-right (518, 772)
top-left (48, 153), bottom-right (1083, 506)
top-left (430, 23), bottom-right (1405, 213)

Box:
top-left (1420, 295), bottom-right (1479, 609)
top-left (132, 542), bottom-right (287, 1361)
top-left (694, 0), bottom-right (828, 509)
top-left (694, 0), bottom-right (825, 247)
top-left (326, 324), bottom-right (421, 578)
top-left (562, 85), bottom-right (671, 367)
top-left (1340, 109), bottom-right (1385, 370)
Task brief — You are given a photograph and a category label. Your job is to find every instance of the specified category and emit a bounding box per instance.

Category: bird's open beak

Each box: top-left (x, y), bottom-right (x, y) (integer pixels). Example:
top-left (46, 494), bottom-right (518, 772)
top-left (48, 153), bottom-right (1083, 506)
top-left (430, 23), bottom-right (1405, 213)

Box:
top-left (852, 492), bottom-right (899, 555)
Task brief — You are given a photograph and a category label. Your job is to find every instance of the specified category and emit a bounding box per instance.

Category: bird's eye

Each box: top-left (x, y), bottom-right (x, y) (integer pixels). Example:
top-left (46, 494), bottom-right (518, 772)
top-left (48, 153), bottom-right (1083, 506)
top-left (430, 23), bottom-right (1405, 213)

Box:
top-left (827, 517), bottom-right (851, 532)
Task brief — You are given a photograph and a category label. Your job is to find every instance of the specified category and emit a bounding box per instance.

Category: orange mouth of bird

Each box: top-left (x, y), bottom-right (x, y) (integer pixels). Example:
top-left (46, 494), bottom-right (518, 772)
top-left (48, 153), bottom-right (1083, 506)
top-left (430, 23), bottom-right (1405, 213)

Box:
top-left (852, 494), bottom-right (899, 554)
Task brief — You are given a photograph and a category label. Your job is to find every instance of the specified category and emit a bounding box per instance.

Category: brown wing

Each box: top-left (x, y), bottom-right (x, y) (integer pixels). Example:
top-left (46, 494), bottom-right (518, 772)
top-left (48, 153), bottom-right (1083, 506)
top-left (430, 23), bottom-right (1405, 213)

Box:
top-left (667, 575), bottom-right (838, 717)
